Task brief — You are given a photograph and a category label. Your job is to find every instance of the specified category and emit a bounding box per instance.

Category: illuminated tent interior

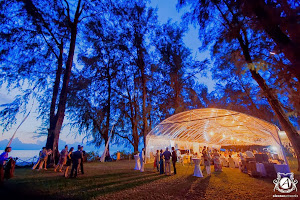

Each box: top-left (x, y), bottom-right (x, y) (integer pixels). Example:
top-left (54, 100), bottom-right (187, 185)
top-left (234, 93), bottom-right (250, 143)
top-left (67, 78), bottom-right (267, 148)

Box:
top-left (146, 108), bottom-right (287, 163)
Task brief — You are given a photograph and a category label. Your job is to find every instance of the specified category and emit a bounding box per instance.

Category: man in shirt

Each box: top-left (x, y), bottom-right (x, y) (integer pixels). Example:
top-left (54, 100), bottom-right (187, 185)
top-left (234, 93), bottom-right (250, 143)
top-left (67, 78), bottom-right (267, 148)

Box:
top-left (163, 147), bottom-right (171, 175)
top-left (70, 146), bottom-right (83, 178)
top-left (80, 146), bottom-right (85, 174)
top-left (171, 147), bottom-right (177, 175)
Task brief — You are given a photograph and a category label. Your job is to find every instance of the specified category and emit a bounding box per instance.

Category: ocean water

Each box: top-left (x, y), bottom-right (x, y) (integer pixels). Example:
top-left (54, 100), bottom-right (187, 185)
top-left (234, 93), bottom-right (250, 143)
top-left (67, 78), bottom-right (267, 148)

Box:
top-left (8, 150), bottom-right (40, 164)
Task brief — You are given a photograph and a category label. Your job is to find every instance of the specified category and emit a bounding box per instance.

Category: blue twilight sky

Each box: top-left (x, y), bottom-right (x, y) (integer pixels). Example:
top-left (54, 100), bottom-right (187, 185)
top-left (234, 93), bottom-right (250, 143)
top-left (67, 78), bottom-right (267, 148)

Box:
top-left (0, 0), bottom-right (215, 152)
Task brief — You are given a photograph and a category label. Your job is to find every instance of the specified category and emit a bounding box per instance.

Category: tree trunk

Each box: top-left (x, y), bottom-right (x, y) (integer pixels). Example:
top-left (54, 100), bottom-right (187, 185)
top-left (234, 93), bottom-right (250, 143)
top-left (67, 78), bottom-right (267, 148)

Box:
top-left (104, 134), bottom-right (109, 154)
top-left (238, 35), bottom-right (300, 171)
top-left (105, 65), bottom-right (112, 153)
top-left (46, 42), bottom-right (63, 165)
top-left (45, 0), bottom-right (82, 166)
top-left (139, 57), bottom-right (148, 151)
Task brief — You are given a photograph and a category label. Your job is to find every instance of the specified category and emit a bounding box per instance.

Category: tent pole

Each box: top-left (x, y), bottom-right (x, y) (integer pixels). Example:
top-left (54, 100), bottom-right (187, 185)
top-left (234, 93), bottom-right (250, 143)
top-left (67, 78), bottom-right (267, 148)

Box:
top-left (145, 136), bottom-right (148, 164)
top-left (276, 128), bottom-right (290, 171)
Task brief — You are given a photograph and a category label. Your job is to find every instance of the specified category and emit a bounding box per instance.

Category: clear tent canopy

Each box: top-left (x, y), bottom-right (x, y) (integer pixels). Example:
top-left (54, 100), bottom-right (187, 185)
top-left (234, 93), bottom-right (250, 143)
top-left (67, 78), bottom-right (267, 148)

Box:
top-left (146, 108), bottom-right (286, 162)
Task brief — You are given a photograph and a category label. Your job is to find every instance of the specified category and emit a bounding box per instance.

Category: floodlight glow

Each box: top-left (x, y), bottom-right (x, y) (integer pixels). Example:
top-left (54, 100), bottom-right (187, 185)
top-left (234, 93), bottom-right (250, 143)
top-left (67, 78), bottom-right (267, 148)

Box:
top-left (278, 131), bottom-right (285, 136)
top-left (210, 131), bottom-right (214, 136)
top-left (271, 146), bottom-right (278, 152)
top-left (237, 139), bottom-right (240, 142)
top-left (270, 52), bottom-right (276, 55)
top-left (231, 137), bottom-right (233, 140)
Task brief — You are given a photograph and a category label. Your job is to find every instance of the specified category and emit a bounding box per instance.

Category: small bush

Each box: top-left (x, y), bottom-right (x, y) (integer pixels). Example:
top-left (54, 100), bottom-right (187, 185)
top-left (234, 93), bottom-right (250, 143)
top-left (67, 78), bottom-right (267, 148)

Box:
top-left (86, 151), bottom-right (100, 162)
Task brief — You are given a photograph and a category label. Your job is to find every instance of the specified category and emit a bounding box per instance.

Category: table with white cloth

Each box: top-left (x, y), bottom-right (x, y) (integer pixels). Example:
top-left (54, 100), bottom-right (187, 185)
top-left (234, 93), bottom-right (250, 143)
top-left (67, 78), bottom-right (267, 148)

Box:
top-left (134, 155), bottom-right (141, 170)
top-left (256, 163), bottom-right (267, 177)
top-left (192, 158), bottom-right (203, 177)
top-left (274, 164), bottom-right (290, 174)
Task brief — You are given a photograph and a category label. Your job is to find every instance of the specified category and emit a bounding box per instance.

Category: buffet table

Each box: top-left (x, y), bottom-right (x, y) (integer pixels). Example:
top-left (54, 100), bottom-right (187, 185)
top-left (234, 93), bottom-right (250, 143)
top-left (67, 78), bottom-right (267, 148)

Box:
top-left (256, 163), bottom-right (267, 177)
top-left (274, 164), bottom-right (290, 174)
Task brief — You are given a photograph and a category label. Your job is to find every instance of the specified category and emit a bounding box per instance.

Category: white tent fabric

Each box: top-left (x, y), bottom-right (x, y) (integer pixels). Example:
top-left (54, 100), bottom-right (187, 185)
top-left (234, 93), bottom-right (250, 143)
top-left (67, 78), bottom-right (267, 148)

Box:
top-left (146, 108), bottom-right (285, 160)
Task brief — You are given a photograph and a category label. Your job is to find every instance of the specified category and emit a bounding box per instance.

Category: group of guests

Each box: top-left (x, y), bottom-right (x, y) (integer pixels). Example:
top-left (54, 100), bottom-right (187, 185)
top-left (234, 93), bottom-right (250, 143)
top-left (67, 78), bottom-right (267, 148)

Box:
top-left (195, 146), bottom-right (223, 175)
top-left (150, 146), bottom-right (223, 176)
top-left (32, 145), bottom-right (86, 178)
top-left (152, 147), bottom-right (178, 175)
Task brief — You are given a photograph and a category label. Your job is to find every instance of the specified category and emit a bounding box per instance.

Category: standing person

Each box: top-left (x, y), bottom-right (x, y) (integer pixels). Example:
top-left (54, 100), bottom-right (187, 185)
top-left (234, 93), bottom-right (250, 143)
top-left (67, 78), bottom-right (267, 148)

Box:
top-left (139, 148), bottom-right (145, 172)
top-left (203, 147), bottom-right (211, 176)
top-left (79, 146), bottom-right (85, 174)
top-left (32, 147), bottom-right (46, 170)
top-left (64, 147), bottom-right (74, 178)
top-left (70, 146), bottom-right (83, 178)
top-left (54, 145), bottom-right (68, 172)
top-left (163, 147), bottom-right (171, 175)
top-left (159, 149), bottom-right (164, 174)
top-left (155, 150), bottom-right (160, 172)
top-left (171, 147), bottom-right (177, 175)
top-left (212, 149), bottom-right (222, 172)
top-left (0, 147), bottom-right (12, 186)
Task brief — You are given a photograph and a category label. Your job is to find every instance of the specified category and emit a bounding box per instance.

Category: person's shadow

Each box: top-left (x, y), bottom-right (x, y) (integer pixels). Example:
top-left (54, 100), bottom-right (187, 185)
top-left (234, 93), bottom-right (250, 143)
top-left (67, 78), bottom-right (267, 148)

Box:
top-left (184, 175), bottom-right (211, 199)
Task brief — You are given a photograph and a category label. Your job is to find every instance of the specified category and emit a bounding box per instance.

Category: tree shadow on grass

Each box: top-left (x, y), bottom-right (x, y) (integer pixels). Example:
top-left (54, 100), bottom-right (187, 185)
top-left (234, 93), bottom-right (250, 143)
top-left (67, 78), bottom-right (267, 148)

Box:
top-left (0, 171), bottom-right (167, 200)
top-left (72, 173), bottom-right (168, 200)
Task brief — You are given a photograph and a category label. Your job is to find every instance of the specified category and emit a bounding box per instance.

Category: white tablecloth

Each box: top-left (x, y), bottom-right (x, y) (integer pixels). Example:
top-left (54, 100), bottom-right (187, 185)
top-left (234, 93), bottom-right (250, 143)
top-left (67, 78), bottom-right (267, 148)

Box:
top-left (134, 155), bottom-right (141, 170)
top-left (192, 158), bottom-right (203, 177)
top-left (274, 164), bottom-right (290, 174)
top-left (256, 163), bottom-right (267, 177)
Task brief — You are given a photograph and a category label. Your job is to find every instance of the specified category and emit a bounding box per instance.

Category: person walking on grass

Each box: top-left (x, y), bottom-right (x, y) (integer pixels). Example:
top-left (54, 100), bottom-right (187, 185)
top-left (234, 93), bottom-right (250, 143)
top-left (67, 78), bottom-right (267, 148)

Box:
top-left (64, 147), bottom-right (74, 178)
top-left (70, 146), bottom-right (83, 178)
top-left (32, 147), bottom-right (46, 170)
top-left (40, 148), bottom-right (52, 170)
top-left (54, 145), bottom-right (68, 172)
top-left (163, 147), bottom-right (171, 175)
top-left (0, 147), bottom-right (12, 186)
top-left (171, 147), bottom-right (177, 175)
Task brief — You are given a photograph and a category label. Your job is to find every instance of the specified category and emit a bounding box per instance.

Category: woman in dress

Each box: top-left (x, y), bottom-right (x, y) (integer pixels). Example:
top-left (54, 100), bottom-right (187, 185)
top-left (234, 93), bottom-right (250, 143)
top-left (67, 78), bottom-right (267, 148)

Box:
top-left (64, 147), bottom-right (74, 178)
top-left (212, 149), bottom-right (222, 172)
top-left (154, 150), bottom-right (160, 172)
top-left (203, 147), bottom-right (211, 176)
top-left (0, 147), bottom-right (12, 186)
top-left (159, 149), bottom-right (164, 174)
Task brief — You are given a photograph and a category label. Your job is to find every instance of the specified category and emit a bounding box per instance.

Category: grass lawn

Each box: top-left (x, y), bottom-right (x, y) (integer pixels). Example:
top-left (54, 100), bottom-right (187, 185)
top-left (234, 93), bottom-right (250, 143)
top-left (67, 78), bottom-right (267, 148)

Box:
top-left (1, 159), bottom-right (299, 200)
